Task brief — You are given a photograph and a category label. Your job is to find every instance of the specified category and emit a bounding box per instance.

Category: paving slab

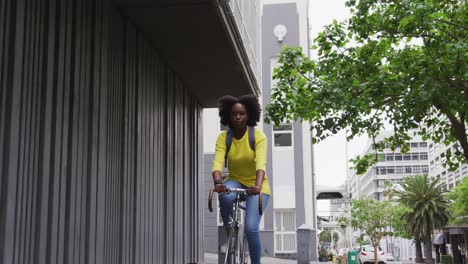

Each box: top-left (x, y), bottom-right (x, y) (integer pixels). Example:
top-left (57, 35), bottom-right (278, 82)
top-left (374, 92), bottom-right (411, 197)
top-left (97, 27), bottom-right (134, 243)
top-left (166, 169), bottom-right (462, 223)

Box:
top-left (201, 252), bottom-right (325, 264)
top-left (201, 253), bottom-right (414, 264)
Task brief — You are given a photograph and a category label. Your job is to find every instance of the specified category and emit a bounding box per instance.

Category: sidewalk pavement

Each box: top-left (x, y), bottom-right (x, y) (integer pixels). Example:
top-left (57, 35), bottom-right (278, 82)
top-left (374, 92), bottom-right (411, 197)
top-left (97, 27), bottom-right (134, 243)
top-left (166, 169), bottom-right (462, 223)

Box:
top-left (201, 252), bottom-right (414, 264)
top-left (201, 252), bottom-right (324, 264)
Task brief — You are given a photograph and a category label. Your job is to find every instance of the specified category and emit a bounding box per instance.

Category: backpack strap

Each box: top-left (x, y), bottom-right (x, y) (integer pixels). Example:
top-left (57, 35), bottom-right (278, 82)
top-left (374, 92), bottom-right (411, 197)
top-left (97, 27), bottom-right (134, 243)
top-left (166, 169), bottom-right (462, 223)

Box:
top-left (248, 126), bottom-right (255, 151)
top-left (225, 128), bottom-right (233, 168)
top-left (224, 126), bottom-right (256, 168)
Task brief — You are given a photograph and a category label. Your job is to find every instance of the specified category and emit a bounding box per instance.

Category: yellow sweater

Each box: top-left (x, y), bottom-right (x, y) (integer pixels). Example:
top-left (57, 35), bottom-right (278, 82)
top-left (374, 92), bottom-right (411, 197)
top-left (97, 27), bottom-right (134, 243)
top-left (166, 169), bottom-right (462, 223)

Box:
top-left (212, 128), bottom-right (271, 195)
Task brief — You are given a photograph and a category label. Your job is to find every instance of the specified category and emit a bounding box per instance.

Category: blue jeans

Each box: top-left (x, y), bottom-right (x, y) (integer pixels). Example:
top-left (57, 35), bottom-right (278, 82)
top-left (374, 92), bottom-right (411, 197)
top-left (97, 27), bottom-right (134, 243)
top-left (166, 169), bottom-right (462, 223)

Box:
top-left (219, 180), bottom-right (270, 264)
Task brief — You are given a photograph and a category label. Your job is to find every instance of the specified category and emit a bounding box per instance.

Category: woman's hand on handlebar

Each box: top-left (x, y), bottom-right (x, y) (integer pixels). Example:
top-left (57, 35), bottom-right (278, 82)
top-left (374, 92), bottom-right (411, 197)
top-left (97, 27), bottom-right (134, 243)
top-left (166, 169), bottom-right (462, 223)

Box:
top-left (214, 184), bottom-right (227, 193)
top-left (248, 185), bottom-right (261, 195)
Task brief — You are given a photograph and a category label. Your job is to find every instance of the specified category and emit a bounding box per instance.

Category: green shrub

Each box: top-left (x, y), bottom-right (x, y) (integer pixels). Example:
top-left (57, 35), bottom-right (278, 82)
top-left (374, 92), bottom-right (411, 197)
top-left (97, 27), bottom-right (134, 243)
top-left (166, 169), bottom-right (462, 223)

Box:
top-left (319, 246), bottom-right (328, 262)
top-left (441, 255), bottom-right (452, 264)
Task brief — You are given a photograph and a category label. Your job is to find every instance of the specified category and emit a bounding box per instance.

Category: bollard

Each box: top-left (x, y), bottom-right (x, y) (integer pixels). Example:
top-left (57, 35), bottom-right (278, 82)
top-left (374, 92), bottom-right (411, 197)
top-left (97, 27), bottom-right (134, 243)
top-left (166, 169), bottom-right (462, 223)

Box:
top-left (297, 224), bottom-right (318, 264)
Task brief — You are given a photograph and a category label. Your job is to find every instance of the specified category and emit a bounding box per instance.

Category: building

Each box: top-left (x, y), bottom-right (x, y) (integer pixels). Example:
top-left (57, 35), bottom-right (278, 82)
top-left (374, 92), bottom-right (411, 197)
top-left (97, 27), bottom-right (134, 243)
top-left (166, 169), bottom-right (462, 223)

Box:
top-left (356, 132), bottom-right (429, 200)
top-left (428, 141), bottom-right (468, 190)
top-left (202, 0), bottom-right (317, 259)
top-left (0, 0), bottom-right (260, 263)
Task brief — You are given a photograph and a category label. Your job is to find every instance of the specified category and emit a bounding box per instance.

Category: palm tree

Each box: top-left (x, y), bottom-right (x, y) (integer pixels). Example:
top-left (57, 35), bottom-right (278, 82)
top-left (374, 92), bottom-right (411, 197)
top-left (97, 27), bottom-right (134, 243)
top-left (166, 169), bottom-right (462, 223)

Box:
top-left (395, 175), bottom-right (450, 264)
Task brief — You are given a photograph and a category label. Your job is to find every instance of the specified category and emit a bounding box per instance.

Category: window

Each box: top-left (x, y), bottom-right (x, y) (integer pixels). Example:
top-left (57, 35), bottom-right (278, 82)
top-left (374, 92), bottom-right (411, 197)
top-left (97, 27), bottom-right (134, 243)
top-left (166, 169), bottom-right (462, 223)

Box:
top-left (419, 142), bottom-right (427, 148)
top-left (411, 142), bottom-right (419, 148)
top-left (387, 166), bottom-right (395, 174)
top-left (377, 167), bottom-right (387, 175)
top-left (378, 180), bottom-right (386, 187)
top-left (420, 152), bottom-right (428, 160)
top-left (386, 154), bottom-right (394, 161)
top-left (405, 166), bottom-right (412, 173)
top-left (274, 134), bottom-right (292, 147)
top-left (435, 157), bottom-right (440, 169)
top-left (413, 166), bottom-right (421, 173)
top-left (396, 166), bottom-right (405, 173)
top-left (395, 153), bottom-right (402, 161)
top-left (273, 124), bottom-right (293, 147)
top-left (403, 154), bottom-right (411, 161)
top-left (412, 153), bottom-right (419, 160)
top-left (421, 165), bottom-right (429, 173)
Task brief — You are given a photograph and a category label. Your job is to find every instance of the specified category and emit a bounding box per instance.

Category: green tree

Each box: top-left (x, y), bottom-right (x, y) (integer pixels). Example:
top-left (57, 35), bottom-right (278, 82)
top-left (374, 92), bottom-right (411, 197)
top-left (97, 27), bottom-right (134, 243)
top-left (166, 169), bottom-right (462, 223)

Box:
top-left (390, 203), bottom-right (413, 239)
top-left (383, 180), bottom-right (415, 239)
top-left (265, 0), bottom-right (468, 172)
top-left (319, 229), bottom-right (339, 244)
top-left (447, 177), bottom-right (468, 224)
top-left (356, 234), bottom-right (370, 247)
top-left (395, 175), bottom-right (451, 264)
top-left (349, 199), bottom-right (396, 264)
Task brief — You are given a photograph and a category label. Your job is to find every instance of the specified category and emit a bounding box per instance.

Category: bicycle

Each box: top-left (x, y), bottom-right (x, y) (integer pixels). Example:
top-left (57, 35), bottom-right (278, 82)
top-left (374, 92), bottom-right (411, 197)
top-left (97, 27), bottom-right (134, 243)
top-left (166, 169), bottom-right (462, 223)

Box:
top-left (208, 187), bottom-right (263, 264)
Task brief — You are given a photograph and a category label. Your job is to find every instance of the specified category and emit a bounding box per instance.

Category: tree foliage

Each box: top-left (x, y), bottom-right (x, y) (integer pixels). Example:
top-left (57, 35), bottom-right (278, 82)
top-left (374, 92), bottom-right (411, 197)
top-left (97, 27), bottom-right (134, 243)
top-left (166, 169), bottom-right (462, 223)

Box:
top-left (395, 175), bottom-right (451, 264)
top-left (447, 177), bottom-right (468, 224)
top-left (389, 203), bottom-right (413, 239)
top-left (265, 0), bottom-right (468, 172)
top-left (319, 229), bottom-right (339, 244)
top-left (356, 234), bottom-right (370, 246)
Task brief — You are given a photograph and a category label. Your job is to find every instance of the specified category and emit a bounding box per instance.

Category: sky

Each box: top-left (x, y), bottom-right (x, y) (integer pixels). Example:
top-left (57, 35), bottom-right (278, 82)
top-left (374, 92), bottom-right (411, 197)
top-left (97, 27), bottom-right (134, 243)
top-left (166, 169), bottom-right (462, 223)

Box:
top-left (308, 0), bottom-right (369, 214)
top-left (309, 0), bottom-right (358, 188)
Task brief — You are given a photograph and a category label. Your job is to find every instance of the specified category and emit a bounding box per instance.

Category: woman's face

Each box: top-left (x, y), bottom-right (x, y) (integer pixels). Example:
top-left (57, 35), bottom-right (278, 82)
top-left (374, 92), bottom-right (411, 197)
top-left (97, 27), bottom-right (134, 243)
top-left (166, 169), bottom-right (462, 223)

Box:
top-left (230, 103), bottom-right (248, 129)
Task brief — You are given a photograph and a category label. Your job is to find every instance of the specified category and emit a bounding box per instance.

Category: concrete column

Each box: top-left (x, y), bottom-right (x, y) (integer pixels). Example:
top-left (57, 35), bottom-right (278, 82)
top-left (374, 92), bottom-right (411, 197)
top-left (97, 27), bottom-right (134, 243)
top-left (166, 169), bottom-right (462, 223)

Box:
top-left (297, 224), bottom-right (318, 263)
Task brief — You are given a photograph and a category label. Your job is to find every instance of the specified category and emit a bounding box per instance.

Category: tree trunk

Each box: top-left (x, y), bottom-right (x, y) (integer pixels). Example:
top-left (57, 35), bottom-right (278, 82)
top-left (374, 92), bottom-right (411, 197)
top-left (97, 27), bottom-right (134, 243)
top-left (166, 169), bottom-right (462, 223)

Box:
top-left (415, 236), bottom-right (423, 264)
top-left (443, 110), bottom-right (468, 162)
top-left (374, 244), bottom-right (379, 264)
top-left (424, 224), bottom-right (434, 264)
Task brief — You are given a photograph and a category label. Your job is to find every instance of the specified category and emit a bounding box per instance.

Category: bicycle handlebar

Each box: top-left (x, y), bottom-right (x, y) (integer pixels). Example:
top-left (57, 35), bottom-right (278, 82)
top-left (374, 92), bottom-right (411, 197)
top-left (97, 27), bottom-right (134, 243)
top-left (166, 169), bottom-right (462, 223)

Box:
top-left (208, 187), bottom-right (263, 215)
top-left (226, 188), bottom-right (248, 193)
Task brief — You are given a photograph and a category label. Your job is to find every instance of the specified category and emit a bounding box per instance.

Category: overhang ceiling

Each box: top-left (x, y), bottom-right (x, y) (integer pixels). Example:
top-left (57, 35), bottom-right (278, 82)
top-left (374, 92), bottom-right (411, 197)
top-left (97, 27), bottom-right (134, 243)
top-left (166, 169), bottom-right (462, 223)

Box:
top-left (114, 0), bottom-right (260, 107)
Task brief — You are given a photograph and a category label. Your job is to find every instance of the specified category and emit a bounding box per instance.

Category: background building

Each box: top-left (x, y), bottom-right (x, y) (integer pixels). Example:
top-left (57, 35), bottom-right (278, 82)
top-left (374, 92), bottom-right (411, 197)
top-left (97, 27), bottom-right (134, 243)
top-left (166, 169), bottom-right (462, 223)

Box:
top-left (357, 132), bottom-right (429, 200)
top-left (0, 0), bottom-right (260, 263)
top-left (202, 0), bottom-right (317, 259)
top-left (428, 140), bottom-right (468, 190)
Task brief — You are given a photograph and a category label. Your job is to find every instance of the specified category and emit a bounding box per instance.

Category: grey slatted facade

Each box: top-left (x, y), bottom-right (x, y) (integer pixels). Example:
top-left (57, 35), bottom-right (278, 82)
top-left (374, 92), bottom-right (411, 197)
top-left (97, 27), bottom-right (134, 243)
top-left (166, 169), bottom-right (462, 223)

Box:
top-left (0, 0), bottom-right (203, 263)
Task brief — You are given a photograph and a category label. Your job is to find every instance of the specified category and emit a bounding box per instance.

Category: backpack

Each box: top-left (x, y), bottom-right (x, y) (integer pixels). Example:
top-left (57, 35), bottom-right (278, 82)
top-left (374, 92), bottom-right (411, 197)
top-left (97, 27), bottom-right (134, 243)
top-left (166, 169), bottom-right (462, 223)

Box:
top-left (224, 126), bottom-right (255, 168)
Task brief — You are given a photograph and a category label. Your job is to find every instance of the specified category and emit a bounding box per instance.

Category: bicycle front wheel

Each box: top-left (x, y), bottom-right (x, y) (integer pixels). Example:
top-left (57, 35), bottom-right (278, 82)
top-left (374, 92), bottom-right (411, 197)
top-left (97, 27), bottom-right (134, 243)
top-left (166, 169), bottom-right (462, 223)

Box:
top-left (239, 233), bottom-right (248, 264)
top-left (224, 225), bottom-right (239, 264)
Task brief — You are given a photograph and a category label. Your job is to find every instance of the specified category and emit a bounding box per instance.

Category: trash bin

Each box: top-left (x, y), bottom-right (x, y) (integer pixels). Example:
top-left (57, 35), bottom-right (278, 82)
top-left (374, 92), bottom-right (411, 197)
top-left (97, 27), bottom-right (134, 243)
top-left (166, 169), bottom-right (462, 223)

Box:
top-left (348, 250), bottom-right (358, 264)
top-left (340, 254), bottom-right (348, 264)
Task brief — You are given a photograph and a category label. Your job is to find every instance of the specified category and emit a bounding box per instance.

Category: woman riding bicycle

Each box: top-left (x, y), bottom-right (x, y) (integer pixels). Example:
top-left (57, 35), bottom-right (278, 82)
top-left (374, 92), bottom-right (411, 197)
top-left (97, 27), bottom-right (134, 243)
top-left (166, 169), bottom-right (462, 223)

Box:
top-left (212, 94), bottom-right (271, 264)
